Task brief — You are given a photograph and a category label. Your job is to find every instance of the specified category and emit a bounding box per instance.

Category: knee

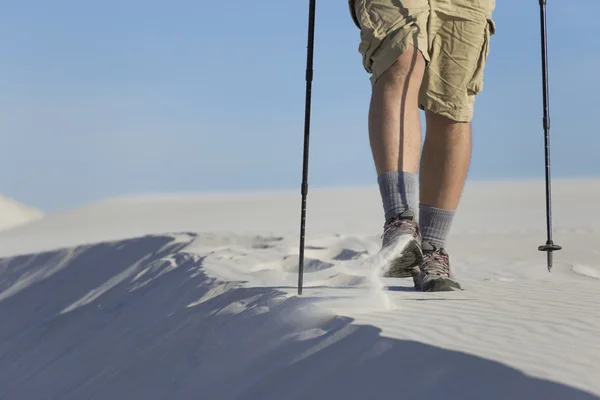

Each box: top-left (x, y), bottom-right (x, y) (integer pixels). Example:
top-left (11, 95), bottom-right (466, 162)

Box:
top-left (376, 46), bottom-right (425, 89)
top-left (425, 110), bottom-right (472, 137)
top-left (426, 110), bottom-right (469, 126)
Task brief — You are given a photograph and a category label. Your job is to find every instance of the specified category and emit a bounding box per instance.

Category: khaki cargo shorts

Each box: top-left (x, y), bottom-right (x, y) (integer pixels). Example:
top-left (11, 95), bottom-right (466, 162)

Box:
top-left (349, 0), bottom-right (496, 122)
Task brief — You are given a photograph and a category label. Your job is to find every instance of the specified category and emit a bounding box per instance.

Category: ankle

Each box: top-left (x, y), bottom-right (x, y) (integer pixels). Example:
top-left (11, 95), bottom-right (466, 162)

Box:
top-left (378, 171), bottom-right (418, 223)
top-left (419, 204), bottom-right (455, 248)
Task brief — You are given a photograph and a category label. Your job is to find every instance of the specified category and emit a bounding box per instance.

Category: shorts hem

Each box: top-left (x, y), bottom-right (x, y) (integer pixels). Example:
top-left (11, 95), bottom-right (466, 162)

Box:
top-left (419, 96), bottom-right (474, 123)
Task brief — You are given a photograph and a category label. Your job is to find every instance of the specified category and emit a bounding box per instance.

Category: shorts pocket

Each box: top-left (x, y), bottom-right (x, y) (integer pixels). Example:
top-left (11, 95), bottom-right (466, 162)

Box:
top-left (467, 18), bottom-right (496, 94)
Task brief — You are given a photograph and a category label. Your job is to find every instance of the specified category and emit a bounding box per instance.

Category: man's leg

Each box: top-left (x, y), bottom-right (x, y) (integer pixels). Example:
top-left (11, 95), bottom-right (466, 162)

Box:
top-left (414, 7), bottom-right (496, 291)
top-left (419, 111), bottom-right (472, 249)
top-left (370, 45), bottom-right (425, 221)
top-left (348, 0), bottom-right (430, 276)
top-left (371, 45), bottom-right (426, 277)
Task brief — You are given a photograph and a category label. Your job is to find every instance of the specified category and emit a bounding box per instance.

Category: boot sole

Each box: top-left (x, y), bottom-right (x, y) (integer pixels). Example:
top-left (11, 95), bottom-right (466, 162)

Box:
top-left (417, 278), bottom-right (462, 292)
top-left (383, 238), bottom-right (423, 278)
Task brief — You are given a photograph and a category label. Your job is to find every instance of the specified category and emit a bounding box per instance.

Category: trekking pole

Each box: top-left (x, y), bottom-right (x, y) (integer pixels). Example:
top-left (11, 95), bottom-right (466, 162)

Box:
top-left (298, 0), bottom-right (316, 295)
top-left (536, 0), bottom-right (561, 271)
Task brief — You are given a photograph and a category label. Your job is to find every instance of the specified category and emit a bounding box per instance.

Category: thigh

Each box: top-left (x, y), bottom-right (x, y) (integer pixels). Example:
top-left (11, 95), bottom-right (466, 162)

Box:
top-left (419, 3), bottom-right (496, 122)
top-left (349, 0), bottom-right (430, 85)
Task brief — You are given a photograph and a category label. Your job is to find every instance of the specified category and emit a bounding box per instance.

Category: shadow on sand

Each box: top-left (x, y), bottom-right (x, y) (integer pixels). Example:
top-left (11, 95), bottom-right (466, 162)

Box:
top-left (0, 233), bottom-right (596, 399)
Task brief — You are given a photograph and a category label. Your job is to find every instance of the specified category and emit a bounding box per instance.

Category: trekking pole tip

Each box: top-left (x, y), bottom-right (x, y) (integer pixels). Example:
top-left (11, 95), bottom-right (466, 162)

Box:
top-left (538, 241), bottom-right (562, 272)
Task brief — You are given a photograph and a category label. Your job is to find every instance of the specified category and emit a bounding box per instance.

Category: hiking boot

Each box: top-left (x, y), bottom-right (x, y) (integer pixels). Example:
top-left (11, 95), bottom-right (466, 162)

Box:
top-left (413, 241), bottom-right (462, 291)
top-left (380, 210), bottom-right (422, 278)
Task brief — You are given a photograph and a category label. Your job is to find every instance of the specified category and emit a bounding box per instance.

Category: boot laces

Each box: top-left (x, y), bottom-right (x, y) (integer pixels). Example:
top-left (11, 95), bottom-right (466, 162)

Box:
top-left (422, 249), bottom-right (450, 278)
top-left (382, 218), bottom-right (418, 238)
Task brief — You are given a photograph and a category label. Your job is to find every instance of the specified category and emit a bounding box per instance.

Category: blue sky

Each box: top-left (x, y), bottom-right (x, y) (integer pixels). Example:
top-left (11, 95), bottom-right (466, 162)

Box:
top-left (0, 1), bottom-right (598, 212)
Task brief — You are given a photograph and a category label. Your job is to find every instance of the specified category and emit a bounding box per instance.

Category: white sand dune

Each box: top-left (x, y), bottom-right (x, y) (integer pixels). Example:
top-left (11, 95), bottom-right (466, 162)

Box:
top-left (0, 194), bottom-right (43, 232)
top-left (0, 179), bottom-right (599, 399)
